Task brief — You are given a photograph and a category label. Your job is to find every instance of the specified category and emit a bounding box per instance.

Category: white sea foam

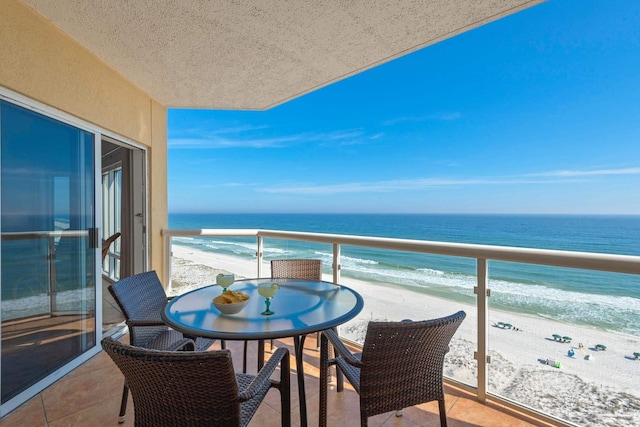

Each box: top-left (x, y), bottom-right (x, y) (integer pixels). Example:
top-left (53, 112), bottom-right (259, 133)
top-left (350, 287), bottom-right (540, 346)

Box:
top-left (417, 268), bottom-right (445, 275)
top-left (1, 289), bottom-right (95, 321)
top-left (339, 255), bottom-right (380, 266)
top-left (337, 260), bottom-right (640, 335)
top-left (172, 237), bottom-right (640, 335)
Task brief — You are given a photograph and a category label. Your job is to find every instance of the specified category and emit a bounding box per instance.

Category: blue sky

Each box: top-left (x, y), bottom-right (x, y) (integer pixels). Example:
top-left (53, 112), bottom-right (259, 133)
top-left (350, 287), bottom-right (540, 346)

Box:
top-left (168, 0), bottom-right (640, 214)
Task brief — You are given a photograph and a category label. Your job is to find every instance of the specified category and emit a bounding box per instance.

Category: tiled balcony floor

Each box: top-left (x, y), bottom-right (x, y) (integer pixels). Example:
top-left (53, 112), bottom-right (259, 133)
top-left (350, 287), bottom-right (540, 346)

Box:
top-left (0, 334), bottom-right (553, 427)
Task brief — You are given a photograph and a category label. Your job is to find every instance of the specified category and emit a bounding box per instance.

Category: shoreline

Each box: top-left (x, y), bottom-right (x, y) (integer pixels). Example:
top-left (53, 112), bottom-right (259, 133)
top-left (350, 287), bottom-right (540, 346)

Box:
top-left (170, 244), bottom-right (640, 426)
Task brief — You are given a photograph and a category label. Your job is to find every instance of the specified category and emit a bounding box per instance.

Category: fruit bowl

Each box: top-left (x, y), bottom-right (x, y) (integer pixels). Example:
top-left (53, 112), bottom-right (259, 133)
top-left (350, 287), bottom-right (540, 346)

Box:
top-left (213, 298), bottom-right (249, 315)
top-left (212, 290), bottom-right (250, 315)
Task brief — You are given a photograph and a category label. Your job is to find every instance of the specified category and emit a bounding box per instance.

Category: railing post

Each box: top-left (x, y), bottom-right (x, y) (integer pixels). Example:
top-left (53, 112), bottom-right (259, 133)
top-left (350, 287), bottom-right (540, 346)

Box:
top-left (475, 258), bottom-right (489, 402)
top-left (47, 234), bottom-right (57, 312)
top-left (164, 234), bottom-right (172, 294)
top-left (256, 236), bottom-right (263, 278)
top-left (332, 243), bottom-right (341, 284)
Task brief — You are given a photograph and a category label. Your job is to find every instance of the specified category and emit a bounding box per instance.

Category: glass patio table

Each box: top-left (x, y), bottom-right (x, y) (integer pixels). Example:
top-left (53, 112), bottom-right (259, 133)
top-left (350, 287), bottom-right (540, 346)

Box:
top-left (162, 278), bottom-right (364, 427)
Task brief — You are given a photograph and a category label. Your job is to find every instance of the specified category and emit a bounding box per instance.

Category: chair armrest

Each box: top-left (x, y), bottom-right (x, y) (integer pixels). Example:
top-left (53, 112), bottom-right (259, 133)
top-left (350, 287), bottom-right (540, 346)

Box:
top-left (126, 319), bottom-right (165, 327)
top-left (323, 328), bottom-right (363, 368)
top-left (167, 338), bottom-right (196, 351)
top-left (238, 347), bottom-right (289, 402)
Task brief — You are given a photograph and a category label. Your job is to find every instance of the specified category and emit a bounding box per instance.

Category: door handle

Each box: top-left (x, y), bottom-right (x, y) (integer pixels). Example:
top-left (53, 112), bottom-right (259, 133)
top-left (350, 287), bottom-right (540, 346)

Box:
top-left (88, 228), bottom-right (99, 249)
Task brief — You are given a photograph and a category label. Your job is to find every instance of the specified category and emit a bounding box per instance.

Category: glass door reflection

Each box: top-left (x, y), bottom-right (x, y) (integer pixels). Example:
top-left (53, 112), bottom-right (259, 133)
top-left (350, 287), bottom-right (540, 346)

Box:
top-left (0, 100), bottom-right (97, 404)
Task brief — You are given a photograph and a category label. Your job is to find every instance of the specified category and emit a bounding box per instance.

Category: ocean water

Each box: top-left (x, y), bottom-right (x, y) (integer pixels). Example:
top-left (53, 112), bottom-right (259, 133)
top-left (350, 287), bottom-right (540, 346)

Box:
top-left (169, 213), bottom-right (640, 336)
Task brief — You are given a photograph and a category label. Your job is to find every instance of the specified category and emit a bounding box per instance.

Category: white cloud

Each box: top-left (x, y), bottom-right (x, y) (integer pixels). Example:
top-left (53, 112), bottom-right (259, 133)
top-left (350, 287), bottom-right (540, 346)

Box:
top-left (528, 167), bottom-right (640, 177)
top-left (169, 128), bottom-right (380, 149)
top-left (192, 166), bottom-right (639, 195)
top-left (257, 166), bottom-right (640, 195)
top-left (383, 112), bottom-right (462, 126)
top-left (168, 135), bottom-right (302, 149)
top-left (201, 182), bottom-right (257, 188)
top-left (258, 177), bottom-right (567, 195)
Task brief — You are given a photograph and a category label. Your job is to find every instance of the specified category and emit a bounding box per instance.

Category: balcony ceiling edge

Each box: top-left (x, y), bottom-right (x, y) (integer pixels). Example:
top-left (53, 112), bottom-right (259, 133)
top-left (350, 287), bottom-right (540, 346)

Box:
top-left (21, 0), bottom-right (544, 110)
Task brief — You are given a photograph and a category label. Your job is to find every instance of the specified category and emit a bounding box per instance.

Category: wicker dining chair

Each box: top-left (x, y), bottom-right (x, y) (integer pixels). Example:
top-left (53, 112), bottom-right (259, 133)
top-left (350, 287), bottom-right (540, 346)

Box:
top-left (108, 270), bottom-right (218, 423)
top-left (270, 259), bottom-right (322, 348)
top-left (271, 258), bottom-right (323, 345)
top-left (319, 310), bottom-right (466, 427)
top-left (101, 337), bottom-right (291, 427)
top-left (241, 259), bottom-right (323, 372)
top-left (270, 259), bottom-right (323, 281)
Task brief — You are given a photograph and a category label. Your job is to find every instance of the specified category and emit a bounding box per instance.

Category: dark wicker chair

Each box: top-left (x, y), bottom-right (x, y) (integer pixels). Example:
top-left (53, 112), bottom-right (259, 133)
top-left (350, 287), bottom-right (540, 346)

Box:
top-left (319, 310), bottom-right (466, 427)
top-left (270, 259), bottom-right (323, 280)
top-left (101, 337), bottom-right (291, 427)
top-left (108, 270), bottom-right (218, 423)
top-left (271, 259), bottom-right (323, 348)
top-left (271, 259), bottom-right (322, 348)
top-left (242, 259), bottom-right (323, 372)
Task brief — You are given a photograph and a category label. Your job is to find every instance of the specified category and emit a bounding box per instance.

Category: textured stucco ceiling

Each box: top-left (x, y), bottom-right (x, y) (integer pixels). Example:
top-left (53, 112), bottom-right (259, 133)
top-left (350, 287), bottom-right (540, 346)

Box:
top-left (22, 0), bottom-right (543, 110)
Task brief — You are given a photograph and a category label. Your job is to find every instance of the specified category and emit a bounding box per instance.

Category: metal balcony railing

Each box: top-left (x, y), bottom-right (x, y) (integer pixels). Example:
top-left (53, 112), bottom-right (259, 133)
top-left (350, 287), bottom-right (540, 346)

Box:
top-left (162, 228), bottom-right (640, 426)
top-left (1, 230), bottom-right (92, 320)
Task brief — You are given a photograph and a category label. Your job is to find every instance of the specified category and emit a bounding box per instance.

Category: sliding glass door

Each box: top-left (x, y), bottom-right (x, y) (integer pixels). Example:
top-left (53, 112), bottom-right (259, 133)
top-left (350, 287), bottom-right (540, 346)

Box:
top-left (0, 100), bottom-right (97, 404)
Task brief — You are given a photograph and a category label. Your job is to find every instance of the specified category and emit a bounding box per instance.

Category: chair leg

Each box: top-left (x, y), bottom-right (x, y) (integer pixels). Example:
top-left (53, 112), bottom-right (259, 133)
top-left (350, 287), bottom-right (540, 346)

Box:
top-left (335, 358), bottom-right (344, 392)
top-left (438, 398), bottom-right (447, 427)
top-left (118, 384), bottom-right (128, 423)
top-left (330, 327), bottom-right (344, 392)
top-left (280, 350), bottom-right (291, 427)
top-left (360, 412), bottom-right (368, 427)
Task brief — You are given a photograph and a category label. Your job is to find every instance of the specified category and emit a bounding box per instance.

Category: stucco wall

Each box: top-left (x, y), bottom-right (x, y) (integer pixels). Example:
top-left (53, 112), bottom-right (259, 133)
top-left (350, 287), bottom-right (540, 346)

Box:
top-left (0, 0), bottom-right (168, 279)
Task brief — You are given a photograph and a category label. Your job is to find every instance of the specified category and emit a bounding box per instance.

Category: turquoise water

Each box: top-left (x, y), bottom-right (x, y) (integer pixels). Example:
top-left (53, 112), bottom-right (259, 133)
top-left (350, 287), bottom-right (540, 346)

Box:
top-left (169, 213), bottom-right (640, 335)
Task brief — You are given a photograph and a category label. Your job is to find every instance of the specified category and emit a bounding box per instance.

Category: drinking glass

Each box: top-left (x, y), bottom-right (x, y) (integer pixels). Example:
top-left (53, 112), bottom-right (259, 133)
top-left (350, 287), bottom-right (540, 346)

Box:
top-left (216, 274), bottom-right (235, 291)
top-left (258, 283), bottom-right (279, 315)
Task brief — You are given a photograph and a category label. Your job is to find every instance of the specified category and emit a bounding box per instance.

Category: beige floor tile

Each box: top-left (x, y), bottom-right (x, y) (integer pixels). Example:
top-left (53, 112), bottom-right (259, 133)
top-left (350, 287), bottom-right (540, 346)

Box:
top-left (41, 363), bottom-right (124, 422)
top-left (48, 395), bottom-right (134, 427)
top-left (1, 332), bottom-right (546, 427)
top-left (0, 396), bottom-right (46, 427)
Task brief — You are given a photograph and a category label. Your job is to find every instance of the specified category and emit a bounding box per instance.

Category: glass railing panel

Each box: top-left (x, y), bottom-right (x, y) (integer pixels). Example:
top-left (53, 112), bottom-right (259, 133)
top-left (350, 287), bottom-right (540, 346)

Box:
top-left (261, 238), bottom-right (332, 275)
top-left (164, 229), bottom-right (640, 426)
top-left (170, 235), bottom-right (258, 295)
top-left (336, 245), bottom-right (478, 388)
top-left (169, 236), bottom-right (332, 293)
top-left (487, 261), bottom-right (640, 426)
top-left (1, 237), bottom-right (51, 321)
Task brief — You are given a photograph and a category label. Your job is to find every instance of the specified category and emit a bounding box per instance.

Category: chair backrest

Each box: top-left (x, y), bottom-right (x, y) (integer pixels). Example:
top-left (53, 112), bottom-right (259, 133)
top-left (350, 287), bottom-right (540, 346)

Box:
top-left (101, 337), bottom-right (241, 426)
top-left (270, 259), bottom-right (322, 280)
top-left (359, 310), bottom-right (466, 417)
top-left (108, 270), bottom-right (169, 347)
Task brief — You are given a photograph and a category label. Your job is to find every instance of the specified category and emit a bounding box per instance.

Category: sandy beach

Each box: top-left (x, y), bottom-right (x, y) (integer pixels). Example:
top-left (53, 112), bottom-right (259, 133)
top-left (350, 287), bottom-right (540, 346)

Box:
top-left (170, 244), bottom-right (640, 426)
